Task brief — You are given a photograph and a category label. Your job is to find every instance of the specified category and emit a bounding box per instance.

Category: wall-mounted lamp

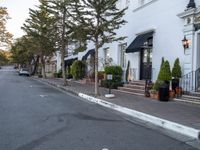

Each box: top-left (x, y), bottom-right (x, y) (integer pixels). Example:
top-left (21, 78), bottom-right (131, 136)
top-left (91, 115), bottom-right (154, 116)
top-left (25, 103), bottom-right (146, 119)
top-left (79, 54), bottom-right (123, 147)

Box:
top-left (182, 36), bottom-right (189, 50)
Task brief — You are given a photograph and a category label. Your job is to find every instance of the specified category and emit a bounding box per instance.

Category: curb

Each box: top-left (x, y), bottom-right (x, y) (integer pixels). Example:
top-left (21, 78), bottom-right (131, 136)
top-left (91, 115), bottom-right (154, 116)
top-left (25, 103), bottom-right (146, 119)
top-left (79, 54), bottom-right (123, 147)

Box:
top-left (79, 93), bottom-right (200, 140)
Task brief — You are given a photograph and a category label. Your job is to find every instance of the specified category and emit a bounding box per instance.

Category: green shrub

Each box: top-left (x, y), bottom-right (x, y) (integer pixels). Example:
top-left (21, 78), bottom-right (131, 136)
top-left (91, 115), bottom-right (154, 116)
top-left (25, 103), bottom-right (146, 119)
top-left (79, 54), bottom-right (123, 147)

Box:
top-left (153, 80), bottom-right (164, 91)
top-left (101, 66), bottom-right (123, 89)
top-left (158, 60), bottom-right (172, 81)
top-left (70, 60), bottom-right (86, 80)
top-left (100, 80), bottom-right (123, 89)
top-left (157, 57), bottom-right (164, 80)
top-left (97, 71), bottom-right (105, 80)
top-left (38, 74), bottom-right (43, 78)
top-left (172, 58), bottom-right (182, 78)
top-left (53, 72), bottom-right (58, 78)
top-left (57, 69), bottom-right (62, 78)
top-left (104, 65), bottom-right (123, 82)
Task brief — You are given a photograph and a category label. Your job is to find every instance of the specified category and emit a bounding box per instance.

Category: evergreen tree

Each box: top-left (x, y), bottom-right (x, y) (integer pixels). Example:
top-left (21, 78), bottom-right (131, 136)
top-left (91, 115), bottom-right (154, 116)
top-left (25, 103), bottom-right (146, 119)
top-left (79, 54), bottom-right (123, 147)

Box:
top-left (22, 0), bottom-right (57, 78)
top-left (0, 7), bottom-right (13, 50)
top-left (158, 60), bottom-right (172, 81)
top-left (46, 0), bottom-right (77, 85)
top-left (157, 57), bottom-right (164, 81)
top-left (73, 0), bottom-right (127, 95)
top-left (172, 58), bottom-right (182, 78)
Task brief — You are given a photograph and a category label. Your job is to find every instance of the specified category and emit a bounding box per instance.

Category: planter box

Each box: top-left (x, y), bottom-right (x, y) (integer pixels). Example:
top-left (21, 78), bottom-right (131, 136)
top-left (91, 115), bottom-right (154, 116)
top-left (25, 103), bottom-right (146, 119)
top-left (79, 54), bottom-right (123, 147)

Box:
top-left (150, 92), bottom-right (159, 100)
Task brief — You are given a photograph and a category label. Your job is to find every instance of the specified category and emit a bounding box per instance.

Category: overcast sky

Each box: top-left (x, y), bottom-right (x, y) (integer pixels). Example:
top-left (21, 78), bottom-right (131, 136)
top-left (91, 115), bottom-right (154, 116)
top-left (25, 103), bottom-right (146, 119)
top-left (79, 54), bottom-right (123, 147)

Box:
top-left (1, 0), bottom-right (39, 39)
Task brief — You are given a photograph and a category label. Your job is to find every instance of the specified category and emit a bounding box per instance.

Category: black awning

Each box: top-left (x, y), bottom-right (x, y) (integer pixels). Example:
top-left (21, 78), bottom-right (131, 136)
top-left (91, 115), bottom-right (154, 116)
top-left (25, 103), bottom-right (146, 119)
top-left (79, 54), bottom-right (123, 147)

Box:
top-left (82, 49), bottom-right (95, 60)
top-left (126, 31), bottom-right (154, 53)
top-left (65, 58), bottom-right (78, 67)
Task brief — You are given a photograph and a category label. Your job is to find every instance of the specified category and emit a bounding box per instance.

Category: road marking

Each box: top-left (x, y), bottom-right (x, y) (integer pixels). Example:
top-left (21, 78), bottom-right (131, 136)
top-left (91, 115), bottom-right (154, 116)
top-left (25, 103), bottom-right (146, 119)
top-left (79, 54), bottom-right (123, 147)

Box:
top-left (102, 148), bottom-right (109, 150)
top-left (40, 95), bottom-right (48, 98)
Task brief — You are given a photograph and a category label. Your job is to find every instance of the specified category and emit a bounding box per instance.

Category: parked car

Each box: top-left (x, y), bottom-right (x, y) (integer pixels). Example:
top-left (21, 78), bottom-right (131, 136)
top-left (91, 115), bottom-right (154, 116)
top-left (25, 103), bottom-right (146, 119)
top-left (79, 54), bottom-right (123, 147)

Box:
top-left (13, 65), bottom-right (18, 69)
top-left (0, 66), bottom-right (1, 69)
top-left (19, 68), bottom-right (30, 76)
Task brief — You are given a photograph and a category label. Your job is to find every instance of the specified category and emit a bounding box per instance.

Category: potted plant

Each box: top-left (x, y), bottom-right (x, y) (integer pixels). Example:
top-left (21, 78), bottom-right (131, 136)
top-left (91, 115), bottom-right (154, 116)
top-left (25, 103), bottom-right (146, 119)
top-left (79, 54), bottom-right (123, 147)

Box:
top-left (175, 86), bottom-right (182, 98)
top-left (172, 58), bottom-right (182, 94)
top-left (169, 89), bottom-right (175, 99)
top-left (157, 60), bottom-right (172, 101)
top-left (150, 80), bottom-right (163, 100)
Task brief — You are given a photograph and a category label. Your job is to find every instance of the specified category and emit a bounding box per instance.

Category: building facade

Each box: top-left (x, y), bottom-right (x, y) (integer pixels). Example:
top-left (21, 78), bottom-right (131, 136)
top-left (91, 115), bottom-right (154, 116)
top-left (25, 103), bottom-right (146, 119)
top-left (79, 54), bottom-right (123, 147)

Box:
top-left (63, 0), bottom-right (200, 84)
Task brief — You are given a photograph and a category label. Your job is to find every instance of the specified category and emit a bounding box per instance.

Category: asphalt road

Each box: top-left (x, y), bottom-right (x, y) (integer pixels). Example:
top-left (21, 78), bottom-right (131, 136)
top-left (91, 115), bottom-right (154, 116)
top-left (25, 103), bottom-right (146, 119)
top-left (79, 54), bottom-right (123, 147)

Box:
top-left (0, 66), bottom-right (197, 150)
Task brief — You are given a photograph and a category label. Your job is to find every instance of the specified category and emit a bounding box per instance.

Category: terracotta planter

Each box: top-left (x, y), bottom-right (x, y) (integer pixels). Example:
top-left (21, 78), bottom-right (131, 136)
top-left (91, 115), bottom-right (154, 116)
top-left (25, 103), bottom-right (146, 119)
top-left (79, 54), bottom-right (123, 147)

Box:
top-left (175, 87), bottom-right (182, 98)
top-left (150, 92), bottom-right (159, 100)
top-left (169, 90), bottom-right (175, 99)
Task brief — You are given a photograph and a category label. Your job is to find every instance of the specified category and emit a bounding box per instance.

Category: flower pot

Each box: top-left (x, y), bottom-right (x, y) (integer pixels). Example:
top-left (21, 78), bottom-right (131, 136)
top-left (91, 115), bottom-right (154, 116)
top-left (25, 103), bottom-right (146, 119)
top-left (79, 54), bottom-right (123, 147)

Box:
top-left (159, 82), bottom-right (169, 101)
top-left (175, 87), bottom-right (182, 98)
top-left (150, 92), bottom-right (159, 100)
top-left (169, 90), bottom-right (175, 99)
top-left (172, 78), bottom-right (179, 94)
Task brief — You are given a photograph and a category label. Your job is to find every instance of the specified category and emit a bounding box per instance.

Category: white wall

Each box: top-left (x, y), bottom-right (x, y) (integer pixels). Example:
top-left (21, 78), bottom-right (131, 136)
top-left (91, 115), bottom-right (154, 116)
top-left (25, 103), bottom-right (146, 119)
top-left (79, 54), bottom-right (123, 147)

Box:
top-left (66, 0), bottom-right (200, 81)
top-left (101, 0), bottom-right (194, 81)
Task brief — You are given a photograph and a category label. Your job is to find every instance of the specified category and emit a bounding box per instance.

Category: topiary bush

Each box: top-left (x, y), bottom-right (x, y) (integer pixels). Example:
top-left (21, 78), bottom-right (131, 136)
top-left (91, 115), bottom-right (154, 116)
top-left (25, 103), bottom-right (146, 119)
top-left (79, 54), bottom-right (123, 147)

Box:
top-left (158, 60), bottom-right (172, 81)
top-left (104, 65), bottom-right (123, 82)
top-left (153, 80), bottom-right (164, 91)
top-left (70, 60), bottom-right (86, 80)
top-left (54, 69), bottom-right (62, 78)
top-left (101, 66), bottom-right (123, 89)
top-left (172, 58), bottom-right (182, 79)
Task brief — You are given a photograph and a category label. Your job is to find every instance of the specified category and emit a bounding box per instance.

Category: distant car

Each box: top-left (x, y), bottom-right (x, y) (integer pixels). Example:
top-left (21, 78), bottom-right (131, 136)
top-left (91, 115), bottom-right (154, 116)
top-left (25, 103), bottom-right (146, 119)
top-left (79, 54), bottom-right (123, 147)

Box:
top-left (19, 68), bottom-right (30, 76)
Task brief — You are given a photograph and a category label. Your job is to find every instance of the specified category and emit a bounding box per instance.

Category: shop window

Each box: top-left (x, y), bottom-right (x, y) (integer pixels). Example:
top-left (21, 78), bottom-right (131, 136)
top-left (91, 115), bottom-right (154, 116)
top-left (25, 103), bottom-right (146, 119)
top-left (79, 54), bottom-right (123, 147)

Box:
top-left (119, 43), bottom-right (127, 68)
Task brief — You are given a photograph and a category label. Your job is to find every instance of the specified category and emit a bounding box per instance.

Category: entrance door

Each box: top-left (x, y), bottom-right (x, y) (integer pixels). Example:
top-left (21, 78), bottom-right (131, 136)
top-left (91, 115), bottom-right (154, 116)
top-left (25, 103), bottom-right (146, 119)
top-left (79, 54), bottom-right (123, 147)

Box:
top-left (140, 48), bottom-right (152, 80)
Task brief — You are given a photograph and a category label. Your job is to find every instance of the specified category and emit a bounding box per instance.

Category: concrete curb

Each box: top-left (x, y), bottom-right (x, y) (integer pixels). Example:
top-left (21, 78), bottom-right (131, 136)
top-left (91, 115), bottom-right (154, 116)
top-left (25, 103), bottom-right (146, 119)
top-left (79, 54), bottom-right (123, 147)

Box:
top-left (79, 93), bottom-right (200, 140)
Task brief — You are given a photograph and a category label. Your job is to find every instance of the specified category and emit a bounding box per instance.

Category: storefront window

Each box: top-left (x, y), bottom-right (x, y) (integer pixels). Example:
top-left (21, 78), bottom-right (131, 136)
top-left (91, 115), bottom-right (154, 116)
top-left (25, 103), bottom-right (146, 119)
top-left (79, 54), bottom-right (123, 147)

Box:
top-left (119, 43), bottom-right (127, 68)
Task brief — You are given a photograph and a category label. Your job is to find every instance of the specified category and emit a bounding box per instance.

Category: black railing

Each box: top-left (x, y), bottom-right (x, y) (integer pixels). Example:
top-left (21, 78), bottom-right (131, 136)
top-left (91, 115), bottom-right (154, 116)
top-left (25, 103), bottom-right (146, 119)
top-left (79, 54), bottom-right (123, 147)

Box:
top-left (195, 67), bottom-right (200, 91)
top-left (180, 67), bottom-right (200, 93)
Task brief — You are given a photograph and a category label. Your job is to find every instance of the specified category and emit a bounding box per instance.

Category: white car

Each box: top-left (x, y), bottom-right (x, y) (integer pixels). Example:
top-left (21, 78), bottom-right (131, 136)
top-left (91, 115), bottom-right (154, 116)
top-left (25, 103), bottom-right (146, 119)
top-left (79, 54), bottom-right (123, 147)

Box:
top-left (19, 68), bottom-right (30, 76)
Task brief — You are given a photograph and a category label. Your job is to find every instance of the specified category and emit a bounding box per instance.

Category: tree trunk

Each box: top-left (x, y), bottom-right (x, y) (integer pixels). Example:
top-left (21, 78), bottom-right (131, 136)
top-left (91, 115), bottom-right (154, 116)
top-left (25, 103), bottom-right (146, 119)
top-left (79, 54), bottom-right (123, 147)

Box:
top-left (94, 41), bottom-right (99, 96)
top-left (31, 55), bottom-right (39, 75)
top-left (61, 46), bottom-right (67, 85)
top-left (41, 56), bottom-right (46, 78)
top-left (61, 8), bottom-right (67, 86)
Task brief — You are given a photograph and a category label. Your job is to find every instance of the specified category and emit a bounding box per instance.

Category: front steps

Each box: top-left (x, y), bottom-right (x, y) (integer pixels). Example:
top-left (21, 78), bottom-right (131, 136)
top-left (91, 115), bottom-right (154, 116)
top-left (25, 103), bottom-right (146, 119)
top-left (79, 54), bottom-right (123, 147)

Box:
top-left (175, 92), bottom-right (200, 105)
top-left (117, 80), bottom-right (145, 96)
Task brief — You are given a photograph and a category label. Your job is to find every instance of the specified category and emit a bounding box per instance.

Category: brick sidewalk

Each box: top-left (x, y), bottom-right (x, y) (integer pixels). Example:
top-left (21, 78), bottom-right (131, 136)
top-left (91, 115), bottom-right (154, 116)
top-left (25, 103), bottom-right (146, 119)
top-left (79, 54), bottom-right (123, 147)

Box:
top-left (34, 77), bottom-right (200, 130)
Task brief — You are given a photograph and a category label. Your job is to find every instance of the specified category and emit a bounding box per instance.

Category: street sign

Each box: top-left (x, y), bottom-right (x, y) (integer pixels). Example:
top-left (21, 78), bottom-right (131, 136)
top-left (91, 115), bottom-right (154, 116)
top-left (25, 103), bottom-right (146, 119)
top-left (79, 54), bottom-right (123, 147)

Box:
top-left (107, 74), bottom-right (113, 80)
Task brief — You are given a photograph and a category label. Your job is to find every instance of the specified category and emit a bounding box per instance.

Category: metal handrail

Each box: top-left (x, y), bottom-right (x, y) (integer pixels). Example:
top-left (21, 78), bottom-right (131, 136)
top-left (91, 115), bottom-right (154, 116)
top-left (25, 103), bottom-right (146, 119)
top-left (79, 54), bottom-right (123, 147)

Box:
top-left (195, 67), bottom-right (200, 91)
top-left (180, 67), bottom-right (200, 93)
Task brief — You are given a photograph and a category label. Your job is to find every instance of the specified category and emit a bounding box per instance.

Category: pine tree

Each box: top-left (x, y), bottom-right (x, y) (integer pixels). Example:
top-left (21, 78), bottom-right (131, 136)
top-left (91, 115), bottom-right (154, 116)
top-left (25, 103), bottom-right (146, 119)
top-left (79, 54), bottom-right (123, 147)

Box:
top-left (172, 58), bottom-right (182, 79)
top-left (73, 0), bottom-right (127, 95)
top-left (46, 0), bottom-right (77, 85)
top-left (22, 0), bottom-right (57, 78)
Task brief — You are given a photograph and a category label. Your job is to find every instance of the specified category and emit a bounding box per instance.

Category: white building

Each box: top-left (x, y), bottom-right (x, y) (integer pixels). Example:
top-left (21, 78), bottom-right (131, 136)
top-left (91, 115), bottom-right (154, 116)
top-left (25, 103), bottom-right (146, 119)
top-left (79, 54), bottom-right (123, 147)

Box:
top-left (64, 0), bottom-right (200, 87)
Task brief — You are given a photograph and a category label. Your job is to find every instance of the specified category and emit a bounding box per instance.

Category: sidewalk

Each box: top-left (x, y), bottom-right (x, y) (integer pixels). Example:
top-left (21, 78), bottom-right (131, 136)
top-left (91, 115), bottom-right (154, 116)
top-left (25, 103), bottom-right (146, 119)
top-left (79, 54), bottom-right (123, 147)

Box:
top-left (32, 77), bottom-right (200, 139)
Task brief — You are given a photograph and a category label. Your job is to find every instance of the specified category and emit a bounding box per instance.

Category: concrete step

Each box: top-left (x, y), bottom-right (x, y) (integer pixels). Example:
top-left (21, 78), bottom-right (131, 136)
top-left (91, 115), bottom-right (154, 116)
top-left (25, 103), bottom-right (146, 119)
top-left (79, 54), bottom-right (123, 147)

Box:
top-left (123, 84), bottom-right (145, 90)
top-left (185, 91), bottom-right (200, 97)
top-left (118, 87), bottom-right (145, 94)
top-left (174, 98), bottom-right (200, 105)
top-left (182, 95), bottom-right (200, 101)
top-left (129, 80), bottom-right (146, 86)
top-left (115, 89), bottom-right (144, 96)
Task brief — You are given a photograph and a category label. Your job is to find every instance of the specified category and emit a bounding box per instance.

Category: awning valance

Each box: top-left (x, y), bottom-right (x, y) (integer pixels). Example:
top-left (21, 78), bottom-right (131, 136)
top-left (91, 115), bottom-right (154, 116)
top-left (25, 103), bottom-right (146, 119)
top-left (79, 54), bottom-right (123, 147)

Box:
top-left (65, 57), bottom-right (78, 67)
top-left (126, 31), bottom-right (154, 53)
top-left (82, 49), bottom-right (95, 60)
